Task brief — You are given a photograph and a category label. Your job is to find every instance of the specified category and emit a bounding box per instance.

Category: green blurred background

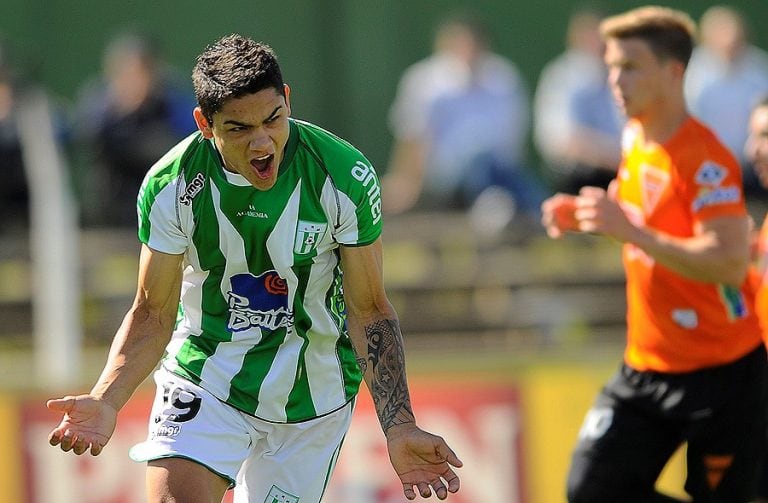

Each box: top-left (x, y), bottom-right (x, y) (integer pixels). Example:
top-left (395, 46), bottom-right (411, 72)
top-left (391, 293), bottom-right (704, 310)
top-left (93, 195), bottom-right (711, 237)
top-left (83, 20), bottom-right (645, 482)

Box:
top-left (3, 0), bottom-right (768, 173)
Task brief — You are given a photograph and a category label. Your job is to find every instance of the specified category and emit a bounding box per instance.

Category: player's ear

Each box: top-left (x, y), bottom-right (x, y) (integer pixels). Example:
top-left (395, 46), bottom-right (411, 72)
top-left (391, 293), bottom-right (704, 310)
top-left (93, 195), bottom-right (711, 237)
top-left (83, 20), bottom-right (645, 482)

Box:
top-left (668, 59), bottom-right (686, 81)
top-left (193, 107), bottom-right (214, 139)
top-left (283, 84), bottom-right (291, 115)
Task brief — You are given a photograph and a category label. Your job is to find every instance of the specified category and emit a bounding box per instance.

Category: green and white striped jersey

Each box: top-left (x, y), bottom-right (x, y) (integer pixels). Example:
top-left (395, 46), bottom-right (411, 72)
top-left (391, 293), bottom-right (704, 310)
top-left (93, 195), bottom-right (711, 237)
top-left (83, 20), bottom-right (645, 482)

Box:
top-left (136, 119), bottom-right (382, 422)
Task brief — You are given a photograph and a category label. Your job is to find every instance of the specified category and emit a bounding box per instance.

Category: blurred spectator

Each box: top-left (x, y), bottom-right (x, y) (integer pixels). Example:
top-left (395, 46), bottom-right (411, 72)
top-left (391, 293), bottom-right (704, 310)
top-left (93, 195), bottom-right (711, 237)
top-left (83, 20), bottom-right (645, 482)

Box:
top-left (382, 12), bottom-right (545, 228)
top-left (685, 5), bottom-right (768, 195)
top-left (0, 38), bottom-right (27, 234)
top-left (0, 36), bottom-right (71, 235)
top-left (533, 8), bottom-right (624, 194)
top-left (74, 30), bottom-right (196, 227)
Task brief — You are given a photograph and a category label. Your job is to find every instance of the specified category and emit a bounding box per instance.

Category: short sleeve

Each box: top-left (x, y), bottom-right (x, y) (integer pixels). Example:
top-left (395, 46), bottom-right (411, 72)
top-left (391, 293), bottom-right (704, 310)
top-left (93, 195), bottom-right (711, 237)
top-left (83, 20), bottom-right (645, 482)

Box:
top-left (137, 175), bottom-right (188, 254)
top-left (333, 160), bottom-right (383, 246)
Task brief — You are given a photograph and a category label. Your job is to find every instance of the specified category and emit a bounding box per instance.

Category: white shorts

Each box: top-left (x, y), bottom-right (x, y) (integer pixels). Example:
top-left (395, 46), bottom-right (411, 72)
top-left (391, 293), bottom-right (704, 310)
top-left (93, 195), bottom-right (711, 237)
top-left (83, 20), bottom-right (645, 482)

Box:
top-left (130, 366), bottom-right (354, 502)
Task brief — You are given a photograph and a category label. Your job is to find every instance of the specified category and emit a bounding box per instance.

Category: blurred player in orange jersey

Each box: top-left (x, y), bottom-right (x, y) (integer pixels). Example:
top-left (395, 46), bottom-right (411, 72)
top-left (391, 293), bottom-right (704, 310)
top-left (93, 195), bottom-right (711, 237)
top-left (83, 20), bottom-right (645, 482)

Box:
top-left (746, 96), bottom-right (768, 503)
top-left (748, 97), bottom-right (768, 325)
top-left (542, 6), bottom-right (767, 502)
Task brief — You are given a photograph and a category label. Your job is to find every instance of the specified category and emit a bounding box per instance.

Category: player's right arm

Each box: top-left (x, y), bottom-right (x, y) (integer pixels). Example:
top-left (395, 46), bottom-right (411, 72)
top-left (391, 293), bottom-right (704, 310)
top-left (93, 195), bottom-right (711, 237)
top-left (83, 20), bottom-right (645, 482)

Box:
top-left (541, 192), bottom-right (580, 238)
top-left (47, 244), bottom-right (183, 456)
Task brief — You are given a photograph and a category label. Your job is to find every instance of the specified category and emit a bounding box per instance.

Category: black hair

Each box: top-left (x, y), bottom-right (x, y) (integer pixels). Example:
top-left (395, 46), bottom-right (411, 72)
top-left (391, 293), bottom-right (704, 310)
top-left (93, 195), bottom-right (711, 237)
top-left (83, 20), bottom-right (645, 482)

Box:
top-left (191, 34), bottom-right (284, 122)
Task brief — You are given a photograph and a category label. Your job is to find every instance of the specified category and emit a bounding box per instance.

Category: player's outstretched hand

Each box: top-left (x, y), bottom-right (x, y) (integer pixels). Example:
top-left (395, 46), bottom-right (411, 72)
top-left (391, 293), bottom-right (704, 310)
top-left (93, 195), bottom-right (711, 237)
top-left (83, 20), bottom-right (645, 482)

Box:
top-left (386, 423), bottom-right (462, 500)
top-left (46, 394), bottom-right (118, 456)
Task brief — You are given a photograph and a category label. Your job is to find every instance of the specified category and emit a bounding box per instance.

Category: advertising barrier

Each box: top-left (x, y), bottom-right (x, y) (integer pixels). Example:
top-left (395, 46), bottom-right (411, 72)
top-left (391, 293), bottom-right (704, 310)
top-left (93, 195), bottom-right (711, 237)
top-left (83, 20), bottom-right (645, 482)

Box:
top-left (4, 364), bottom-right (685, 502)
top-left (13, 379), bottom-right (523, 503)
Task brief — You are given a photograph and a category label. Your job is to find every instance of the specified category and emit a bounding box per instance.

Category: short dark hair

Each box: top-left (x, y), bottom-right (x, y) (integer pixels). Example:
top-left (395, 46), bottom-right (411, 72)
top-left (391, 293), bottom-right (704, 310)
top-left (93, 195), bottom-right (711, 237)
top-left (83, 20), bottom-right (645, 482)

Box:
top-left (192, 34), bottom-right (284, 121)
top-left (600, 6), bottom-right (696, 67)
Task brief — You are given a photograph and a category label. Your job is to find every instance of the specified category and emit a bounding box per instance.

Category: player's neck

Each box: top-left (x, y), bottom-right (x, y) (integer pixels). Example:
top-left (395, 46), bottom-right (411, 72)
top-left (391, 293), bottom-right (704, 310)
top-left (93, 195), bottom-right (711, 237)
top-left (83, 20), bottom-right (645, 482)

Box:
top-left (636, 101), bottom-right (688, 146)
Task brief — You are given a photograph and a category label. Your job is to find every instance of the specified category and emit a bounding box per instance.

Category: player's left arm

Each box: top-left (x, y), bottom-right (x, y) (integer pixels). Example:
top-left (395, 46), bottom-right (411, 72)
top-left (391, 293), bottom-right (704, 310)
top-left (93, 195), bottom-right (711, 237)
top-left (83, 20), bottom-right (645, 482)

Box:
top-left (340, 239), bottom-right (462, 500)
top-left (340, 239), bottom-right (413, 430)
top-left (620, 152), bottom-right (751, 285)
top-left (575, 184), bottom-right (750, 285)
top-left (624, 214), bottom-right (750, 285)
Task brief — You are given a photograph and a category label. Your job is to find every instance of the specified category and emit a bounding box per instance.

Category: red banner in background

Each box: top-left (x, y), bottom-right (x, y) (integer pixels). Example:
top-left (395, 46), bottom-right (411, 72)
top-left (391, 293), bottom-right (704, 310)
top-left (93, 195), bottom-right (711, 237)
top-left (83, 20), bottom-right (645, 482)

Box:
top-left (326, 379), bottom-right (525, 503)
top-left (20, 379), bottom-right (524, 503)
top-left (21, 394), bottom-right (150, 503)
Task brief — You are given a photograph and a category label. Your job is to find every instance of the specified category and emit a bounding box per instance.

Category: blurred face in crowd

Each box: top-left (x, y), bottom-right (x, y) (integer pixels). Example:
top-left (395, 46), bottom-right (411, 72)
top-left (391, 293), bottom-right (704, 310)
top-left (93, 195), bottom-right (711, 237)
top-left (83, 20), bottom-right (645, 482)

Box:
top-left (747, 104), bottom-right (768, 187)
top-left (604, 37), bottom-right (680, 121)
top-left (194, 85), bottom-right (291, 191)
top-left (105, 45), bottom-right (155, 114)
top-left (435, 21), bottom-right (485, 70)
top-left (700, 7), bottom-right (746, 62)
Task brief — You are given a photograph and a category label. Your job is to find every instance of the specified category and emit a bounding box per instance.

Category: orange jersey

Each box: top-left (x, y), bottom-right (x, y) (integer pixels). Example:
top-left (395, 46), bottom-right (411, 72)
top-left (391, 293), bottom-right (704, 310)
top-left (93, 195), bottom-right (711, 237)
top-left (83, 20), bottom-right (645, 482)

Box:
top-left (753, 216), bottom-right (768, 342)
top-left (615, 117), bottom-right (762, 372)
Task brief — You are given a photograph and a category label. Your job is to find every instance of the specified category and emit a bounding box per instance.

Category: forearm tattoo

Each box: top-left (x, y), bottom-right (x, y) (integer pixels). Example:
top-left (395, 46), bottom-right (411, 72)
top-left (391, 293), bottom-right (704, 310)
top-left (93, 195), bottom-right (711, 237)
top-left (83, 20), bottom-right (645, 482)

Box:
top-left (363, 318), bottom-right (415, 432)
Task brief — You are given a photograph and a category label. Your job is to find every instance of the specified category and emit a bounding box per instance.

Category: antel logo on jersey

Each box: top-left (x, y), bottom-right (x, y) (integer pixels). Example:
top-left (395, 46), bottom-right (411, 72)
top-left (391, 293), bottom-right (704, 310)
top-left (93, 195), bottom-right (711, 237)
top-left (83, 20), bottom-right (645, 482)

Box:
top-left (351, 161), bottom-right (382, 225)
top-left (227, 271), bottom-right (292, 332)
top-left (179, 173), bottom-right (206, 205)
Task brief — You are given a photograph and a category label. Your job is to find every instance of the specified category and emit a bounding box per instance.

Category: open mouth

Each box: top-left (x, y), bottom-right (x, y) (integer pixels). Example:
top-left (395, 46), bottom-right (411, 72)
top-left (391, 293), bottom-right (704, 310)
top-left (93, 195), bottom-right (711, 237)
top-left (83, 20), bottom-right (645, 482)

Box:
top-left (250, 154), bottom-right (275, 179)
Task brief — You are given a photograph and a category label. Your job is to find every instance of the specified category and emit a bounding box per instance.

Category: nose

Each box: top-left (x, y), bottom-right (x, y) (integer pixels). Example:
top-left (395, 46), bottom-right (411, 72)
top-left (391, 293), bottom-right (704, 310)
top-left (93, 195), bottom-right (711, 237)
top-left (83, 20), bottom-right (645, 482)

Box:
top-left (248, 129), bottom-right (271, 152)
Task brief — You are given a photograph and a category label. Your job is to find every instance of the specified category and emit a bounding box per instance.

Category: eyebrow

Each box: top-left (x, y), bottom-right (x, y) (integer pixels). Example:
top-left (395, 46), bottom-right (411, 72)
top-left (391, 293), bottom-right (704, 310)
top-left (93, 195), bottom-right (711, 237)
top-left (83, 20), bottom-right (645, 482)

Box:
top-left (221, 106), bottom-right (283, 127)
top-left (265, 105), bottom-right (282, 121)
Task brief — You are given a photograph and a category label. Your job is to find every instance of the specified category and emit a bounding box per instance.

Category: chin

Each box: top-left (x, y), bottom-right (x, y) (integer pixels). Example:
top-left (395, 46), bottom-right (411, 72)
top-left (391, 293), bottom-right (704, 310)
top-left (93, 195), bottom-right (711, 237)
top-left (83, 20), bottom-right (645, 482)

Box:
top-left (252, 176), bottom-right (278, 191)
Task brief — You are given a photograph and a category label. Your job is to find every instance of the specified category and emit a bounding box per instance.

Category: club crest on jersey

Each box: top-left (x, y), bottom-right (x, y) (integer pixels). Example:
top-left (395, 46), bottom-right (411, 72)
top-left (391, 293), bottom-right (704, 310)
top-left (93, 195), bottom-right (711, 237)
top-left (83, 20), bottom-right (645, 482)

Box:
top-left (294, 220), bottom-right (327, 255)
top-left (179, 173), bottom-right (206, 205)
top-left (640, 163), bottom-right (669, 213)
top-left (227, 271), bottom-right (292, 332)
top-left (264, 485), bottom-right (299, 503)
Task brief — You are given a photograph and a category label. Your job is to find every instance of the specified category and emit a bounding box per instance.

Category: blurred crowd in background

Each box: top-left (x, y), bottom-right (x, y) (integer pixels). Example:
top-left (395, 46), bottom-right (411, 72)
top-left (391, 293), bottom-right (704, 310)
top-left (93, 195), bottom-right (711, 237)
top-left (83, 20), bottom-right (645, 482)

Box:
top-left (1, 4), bottom-right (768, 237)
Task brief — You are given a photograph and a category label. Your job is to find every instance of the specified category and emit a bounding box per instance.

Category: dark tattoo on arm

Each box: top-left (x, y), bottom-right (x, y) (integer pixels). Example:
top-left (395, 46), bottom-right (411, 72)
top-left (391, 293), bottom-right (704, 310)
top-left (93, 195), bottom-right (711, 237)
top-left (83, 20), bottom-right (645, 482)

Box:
top-left (363, 318), bottom-right (415, 432)
top-left (356, 356), bottom-right (367, 375)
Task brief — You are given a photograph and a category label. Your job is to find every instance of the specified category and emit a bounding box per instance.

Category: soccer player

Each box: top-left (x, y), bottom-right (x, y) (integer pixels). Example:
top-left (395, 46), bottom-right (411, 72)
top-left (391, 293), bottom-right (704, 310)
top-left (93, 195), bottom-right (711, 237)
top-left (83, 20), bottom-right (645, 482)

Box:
top-left (46, 35), bottom-right (462, 502)
top-left (541, 7), bottom-right (767, 502)
top-left (747, 96), bottom-right (768, 503)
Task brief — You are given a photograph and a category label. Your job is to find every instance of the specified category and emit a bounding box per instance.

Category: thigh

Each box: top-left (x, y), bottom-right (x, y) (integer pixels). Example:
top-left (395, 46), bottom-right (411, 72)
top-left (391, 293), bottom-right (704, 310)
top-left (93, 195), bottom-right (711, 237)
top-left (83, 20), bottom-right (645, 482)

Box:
top-left (235, 400), bottom-right (354, 503)
top-left (567, 384), bottom-right (683, 502)
top-left (147, 457), bottom-right (231, 503)
top-left (684, 350), bottom-right (768, 501)
top-left (129, 367), bottom-right (254, 489)
top-left (760, 392), bottom-right (768, 502)
top-left (758, 421), bottom-right (768, 501)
